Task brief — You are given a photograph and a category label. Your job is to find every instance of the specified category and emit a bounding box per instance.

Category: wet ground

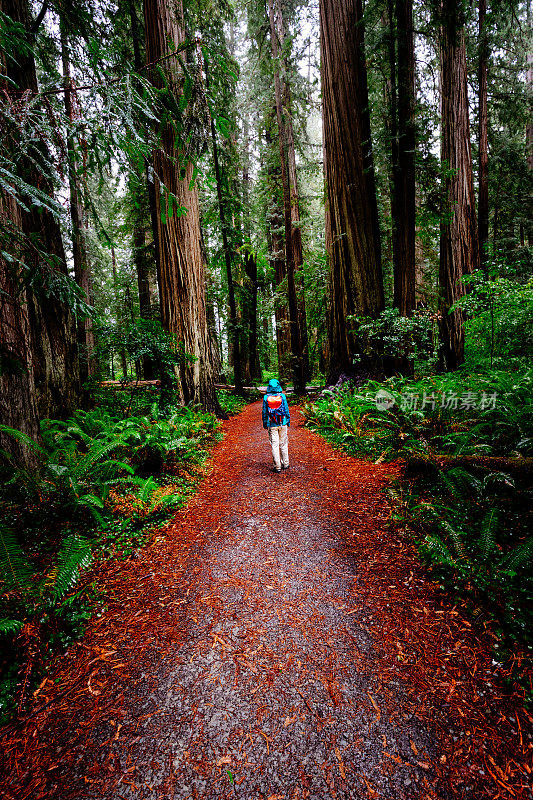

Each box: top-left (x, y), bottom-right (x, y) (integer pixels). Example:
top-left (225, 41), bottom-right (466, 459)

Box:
top-left (2, 404), bottom-right (531, 799)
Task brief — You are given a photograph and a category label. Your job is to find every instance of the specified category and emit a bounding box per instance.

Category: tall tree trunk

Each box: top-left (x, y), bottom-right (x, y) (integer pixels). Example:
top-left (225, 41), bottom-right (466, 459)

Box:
top-left (478, 0), bottom-right (489, 267)
top-left (0, 12), bottom-right (39, 466)
top-left (60, 19), bottom-right (95, 386)
top-left (0, 195), bottom-right (40, 466)
top-left (242, 115), bottom-right (261, 382)
top-left (271, 0), bottom-right (310, 381)
top-left (267, 0), bottom-right (305, 393)
top-left (391, 0), bottom-right (416, 317)
top-left (439, 2), bottom-right (480, 370)
top-left (143, 0), bottom-right (218, 409)
top-left (264, 118), bottom-right (291, 381)
top-left (1, 0), bottom-right (80, 428)
top-left (320, 0), bottom-right (384, 383)
top-left (207, 65), bottom-right (243, 393)
top-left (243, 251), bottom-right (260, 381)
top-left (128, 0), bottom-right (155, 379)
top-left (527, 3), bottom-right (533, 247)
top-left (110, 246), bottom-right (128, 379)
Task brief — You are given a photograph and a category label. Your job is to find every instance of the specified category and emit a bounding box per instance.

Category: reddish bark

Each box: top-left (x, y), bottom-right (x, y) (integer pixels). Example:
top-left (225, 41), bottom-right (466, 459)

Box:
top-left (439, 3), bottom-right (480, 370)
top-left (143, 0), bottom-right (218, 409)
top-left (478, 0), bottom-right (489, 266)
top-left (1, 0), bottom-right (80, 435)
top-left (320, 0), bottom-right (384, 382)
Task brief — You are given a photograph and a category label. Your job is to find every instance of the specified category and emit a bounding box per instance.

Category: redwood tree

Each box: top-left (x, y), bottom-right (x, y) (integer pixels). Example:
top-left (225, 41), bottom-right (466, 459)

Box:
top-left (389, 0), bottom-right (416, 318)
top-left (60, 17), bottom-right (96, 385)
top-left (264, 105), bottom-right (291, 381)
top-left (267, 0), bottom-right (306, 393)
top-left (0, 0), bottom-right (80, 451)
top-left (320, 0), bottom-right (384, 382)
top-left (439, 1), bottom-right (480, 370)
top-left (478, 0), bottom-right (489, 266)
top-left (143, 0), bottom-right (218, 409)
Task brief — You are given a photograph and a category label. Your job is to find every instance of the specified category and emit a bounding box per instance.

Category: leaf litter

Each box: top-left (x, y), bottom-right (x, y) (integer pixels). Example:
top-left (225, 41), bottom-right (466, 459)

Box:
top-left (0, 402), bottom-right (531, 799)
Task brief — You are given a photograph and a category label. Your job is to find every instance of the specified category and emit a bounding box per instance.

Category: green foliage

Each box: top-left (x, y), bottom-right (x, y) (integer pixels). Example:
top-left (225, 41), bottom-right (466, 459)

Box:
top-left (307, 368), bottom-right (533, 681)
top-left (453, 270), bottom-right (533, 369)
top-left (304, 369), bottom-right (533, 461)
top-left (348, 308), bottom-right (438, 369)
top-left (0, 524), bottom-right (93, 722)
top-left (0, 401), bottom-right (221, 722)
top-left (217, 390), bottom-right (248, 416)
top-left (94, 319), bottom-right (197, 412)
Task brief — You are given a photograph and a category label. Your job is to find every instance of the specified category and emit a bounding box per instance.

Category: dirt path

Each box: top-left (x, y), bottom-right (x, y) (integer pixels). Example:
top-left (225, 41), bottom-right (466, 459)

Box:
top-left (2, 404), bottom-right (531, 799)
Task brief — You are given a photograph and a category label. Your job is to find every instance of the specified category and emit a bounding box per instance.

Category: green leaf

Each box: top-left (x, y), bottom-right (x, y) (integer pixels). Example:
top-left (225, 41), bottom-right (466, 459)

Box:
top-left (0, 525), bottom-right (32, 589)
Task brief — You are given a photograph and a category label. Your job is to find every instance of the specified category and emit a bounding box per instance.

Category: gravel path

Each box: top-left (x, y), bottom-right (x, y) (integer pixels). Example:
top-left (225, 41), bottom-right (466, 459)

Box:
top-left (2, 403), bottom-right (530, 800)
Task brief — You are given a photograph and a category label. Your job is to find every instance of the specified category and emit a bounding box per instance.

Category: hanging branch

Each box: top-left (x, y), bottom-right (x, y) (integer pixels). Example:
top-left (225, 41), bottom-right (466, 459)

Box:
top-left (4, 39), bottom-right (201, 97)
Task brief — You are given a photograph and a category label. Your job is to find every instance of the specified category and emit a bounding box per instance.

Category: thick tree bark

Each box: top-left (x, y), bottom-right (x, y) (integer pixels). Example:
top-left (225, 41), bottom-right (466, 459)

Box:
top-left (1, 0), bottom-right (80, 430)
top-left (320, 0), bottom-right (384, 383)
top-left (143, 0), bottom-right (218, 409)
top-left (439, 3), bottom-right (480, 370)
top-left (60, 20), bottom-right (96, 385)
top-left (478, 0), bottom-right (489, 267)
top-left (0, 194), bottom-right (40, 466)
top-left (267, 0), bottom-right (305, 393)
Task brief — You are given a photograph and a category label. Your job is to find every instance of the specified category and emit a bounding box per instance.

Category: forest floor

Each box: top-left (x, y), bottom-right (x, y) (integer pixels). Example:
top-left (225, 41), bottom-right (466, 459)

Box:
top-left (1, 403), bottom-right (532, 800)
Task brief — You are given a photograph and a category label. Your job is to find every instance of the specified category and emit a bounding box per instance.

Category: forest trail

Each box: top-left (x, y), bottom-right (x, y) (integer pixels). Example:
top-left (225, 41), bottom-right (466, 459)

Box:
top-left (2, 404), bottom-right (531, 800)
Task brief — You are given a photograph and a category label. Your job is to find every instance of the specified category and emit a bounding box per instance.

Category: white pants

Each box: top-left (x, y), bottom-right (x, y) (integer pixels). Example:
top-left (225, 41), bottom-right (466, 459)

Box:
top-left (268, 425), bottom-right (289, 471)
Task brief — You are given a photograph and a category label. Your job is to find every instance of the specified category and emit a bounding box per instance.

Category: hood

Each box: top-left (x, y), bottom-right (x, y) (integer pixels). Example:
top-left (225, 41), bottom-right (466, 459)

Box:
top-left (266, 378), bottom-right (282, 393)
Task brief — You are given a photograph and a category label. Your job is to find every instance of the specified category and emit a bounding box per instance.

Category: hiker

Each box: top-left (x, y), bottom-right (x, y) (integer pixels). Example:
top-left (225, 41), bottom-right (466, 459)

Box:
top-left (262, 378), bottom-right (290, 473)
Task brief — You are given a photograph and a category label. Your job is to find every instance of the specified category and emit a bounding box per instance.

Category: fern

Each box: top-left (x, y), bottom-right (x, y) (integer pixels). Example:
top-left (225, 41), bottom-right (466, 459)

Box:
top-left (502, 537), bottom-right (533, 572)
top-left (479, 509), bottom-right (499, 561)
top-left (0, 618), bottom-right (23, 635)
top-left (50, 535), bottom-right (92, 602)
top-left (440, 467), bottom-right (481, 500)
top-left (0, 525), bottom-right (32, 590)
top-left (0, 425), bottom-right (44, 460)
top-left (135, 476), bottom-right (157, 503)
top-left (440, 520), bottom-right (466, 560)
top-left (70, 438), bottom-right (124, 481)
top-left (424, 534), bottom-right (456, 567)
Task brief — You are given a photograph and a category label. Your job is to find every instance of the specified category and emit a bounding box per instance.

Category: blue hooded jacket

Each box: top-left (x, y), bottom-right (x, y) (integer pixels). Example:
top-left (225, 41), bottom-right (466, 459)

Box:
top-left (262, 379), bottom-right (290, 429)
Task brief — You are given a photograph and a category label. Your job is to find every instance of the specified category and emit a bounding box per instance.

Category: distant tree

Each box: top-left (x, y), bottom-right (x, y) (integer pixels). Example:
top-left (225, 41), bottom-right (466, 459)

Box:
top-left (478, 0), bottom-right (489, 266)
top-left (388, 0), bottom-right (416, 319)
top-left (267, 0), bottom-right (307, 393)
top-left (438, 0), bottom-right (480, 370)
top-left (59, 14), bottom-right (96, 384)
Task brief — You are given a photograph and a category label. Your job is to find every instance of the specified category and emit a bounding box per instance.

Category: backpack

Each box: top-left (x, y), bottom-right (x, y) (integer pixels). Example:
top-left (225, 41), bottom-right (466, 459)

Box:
top-left (266, 394), bottom-right (284, 425)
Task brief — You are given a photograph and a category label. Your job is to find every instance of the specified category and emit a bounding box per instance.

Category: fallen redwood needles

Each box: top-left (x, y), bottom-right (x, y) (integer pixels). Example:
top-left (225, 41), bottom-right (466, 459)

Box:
top-left (0, 403), bottom-right (531, 799)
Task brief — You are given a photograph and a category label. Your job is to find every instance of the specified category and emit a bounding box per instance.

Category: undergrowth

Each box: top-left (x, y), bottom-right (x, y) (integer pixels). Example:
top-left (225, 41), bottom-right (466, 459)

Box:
top-left (217, 389), bottom-right (249, 417)
top-left (304, 368), bottom-right (533, 699)
top-left (0, 396), bottom-right (222, 724)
